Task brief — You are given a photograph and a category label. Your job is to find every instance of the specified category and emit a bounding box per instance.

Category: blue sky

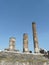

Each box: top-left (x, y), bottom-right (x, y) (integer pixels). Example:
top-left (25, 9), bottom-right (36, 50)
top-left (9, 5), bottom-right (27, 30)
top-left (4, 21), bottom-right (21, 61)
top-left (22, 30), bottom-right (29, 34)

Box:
top-left (0, 0), bottom-right (49, 52)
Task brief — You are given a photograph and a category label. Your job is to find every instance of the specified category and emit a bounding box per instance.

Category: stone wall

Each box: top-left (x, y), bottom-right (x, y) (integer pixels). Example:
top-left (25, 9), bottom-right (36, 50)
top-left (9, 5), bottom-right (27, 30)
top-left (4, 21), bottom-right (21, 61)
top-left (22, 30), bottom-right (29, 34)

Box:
top-left (0, 52), bottom-right (49, 65)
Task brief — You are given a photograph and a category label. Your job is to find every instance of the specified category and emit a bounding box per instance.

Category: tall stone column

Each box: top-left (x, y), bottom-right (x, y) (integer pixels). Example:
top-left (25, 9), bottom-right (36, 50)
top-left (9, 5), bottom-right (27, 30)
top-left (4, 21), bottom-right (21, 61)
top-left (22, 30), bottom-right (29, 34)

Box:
top-left (32, 22), bottom-right (39, 53)
top-left (9, 37), bottom-right (16, 51)
top-left (23, 33), bottom-right (29, 52)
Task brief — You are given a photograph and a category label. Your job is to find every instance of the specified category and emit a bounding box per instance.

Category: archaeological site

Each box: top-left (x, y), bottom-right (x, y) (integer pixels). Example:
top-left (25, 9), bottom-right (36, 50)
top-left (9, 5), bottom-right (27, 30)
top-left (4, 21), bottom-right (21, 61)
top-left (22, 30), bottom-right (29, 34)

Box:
top-left (0, 22), bottom-right (49, 65)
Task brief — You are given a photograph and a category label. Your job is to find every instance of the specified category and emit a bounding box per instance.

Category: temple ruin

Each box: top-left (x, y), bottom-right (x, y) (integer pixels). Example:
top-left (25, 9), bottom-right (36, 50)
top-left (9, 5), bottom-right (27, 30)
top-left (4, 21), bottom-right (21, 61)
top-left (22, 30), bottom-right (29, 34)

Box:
top-left (0, 22), bottom-right (49, 65)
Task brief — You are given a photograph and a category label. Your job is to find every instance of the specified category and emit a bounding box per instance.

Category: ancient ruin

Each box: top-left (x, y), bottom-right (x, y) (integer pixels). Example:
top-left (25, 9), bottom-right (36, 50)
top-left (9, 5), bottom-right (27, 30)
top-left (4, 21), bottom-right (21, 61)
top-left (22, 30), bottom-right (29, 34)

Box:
top-left (23, 33), bottom-right (29, 53)
top-left (32, 22), bottom-right (39, 53)
top-left (0, 22), bottom-right (49, 65)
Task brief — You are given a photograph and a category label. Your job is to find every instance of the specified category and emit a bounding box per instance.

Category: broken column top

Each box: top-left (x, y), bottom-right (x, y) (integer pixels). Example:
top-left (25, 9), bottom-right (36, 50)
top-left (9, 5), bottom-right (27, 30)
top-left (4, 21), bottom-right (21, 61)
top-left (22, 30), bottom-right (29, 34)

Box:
top-left (23, 33), bottom-right (28, 40)
top-left (32, 22), bottom-right (36, 24)
top-left (9, 37), bottom-right (16, 51)
top-left (9, 37), bottom-right (16, 42)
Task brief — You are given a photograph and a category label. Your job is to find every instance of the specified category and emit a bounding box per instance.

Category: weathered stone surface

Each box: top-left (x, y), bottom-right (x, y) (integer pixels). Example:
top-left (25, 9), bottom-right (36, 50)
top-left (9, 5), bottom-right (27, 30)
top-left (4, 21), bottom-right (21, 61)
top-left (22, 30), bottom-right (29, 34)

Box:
top-left (23, 33), bottom-right (29, 52)
top-left (9, 37), bottom-right (16, 51)
top-left (32, 22), bottom-right (39, 53)
top-left (0, 52), bottom-right (49, 65)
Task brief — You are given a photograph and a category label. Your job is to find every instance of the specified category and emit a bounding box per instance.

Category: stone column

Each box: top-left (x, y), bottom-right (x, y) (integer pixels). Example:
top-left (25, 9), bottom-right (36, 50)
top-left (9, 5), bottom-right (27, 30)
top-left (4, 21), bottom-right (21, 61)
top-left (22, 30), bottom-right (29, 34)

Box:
top-left (23, 33), bottom-right (29, 52)
top-left (9, 37), bottom-right (16, 51)
top-left (32, 22), bottom-right (39, 53)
